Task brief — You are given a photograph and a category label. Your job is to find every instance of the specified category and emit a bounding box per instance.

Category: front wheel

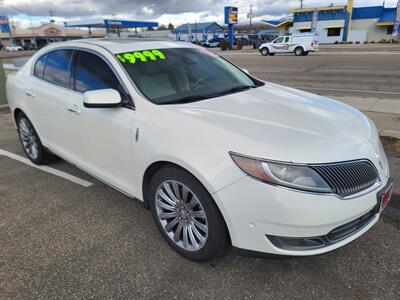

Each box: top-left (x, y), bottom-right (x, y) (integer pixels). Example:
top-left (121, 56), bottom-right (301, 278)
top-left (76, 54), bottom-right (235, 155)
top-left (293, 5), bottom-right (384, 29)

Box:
top-left (260, 47), bottom-right (269, 56)
top-left (149, 166), bottom-right (228, 262)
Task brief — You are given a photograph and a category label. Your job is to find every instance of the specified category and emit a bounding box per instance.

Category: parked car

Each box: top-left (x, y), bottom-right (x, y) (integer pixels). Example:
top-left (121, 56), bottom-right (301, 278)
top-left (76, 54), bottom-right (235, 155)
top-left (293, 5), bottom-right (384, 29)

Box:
top-left (5, 44), bottom-right (23, 52)
top-left (6, 40), bottom-right (392, 262)
top-left (259, 34), bottom-right (319, 56)
top-left (202, 38), bottom-right (223, 48)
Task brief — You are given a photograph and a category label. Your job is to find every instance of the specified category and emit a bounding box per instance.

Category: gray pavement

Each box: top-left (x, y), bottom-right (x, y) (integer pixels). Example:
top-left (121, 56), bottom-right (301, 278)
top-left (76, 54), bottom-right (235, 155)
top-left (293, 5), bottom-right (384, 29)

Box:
top-left (1, 106), bottom-right (400, 299)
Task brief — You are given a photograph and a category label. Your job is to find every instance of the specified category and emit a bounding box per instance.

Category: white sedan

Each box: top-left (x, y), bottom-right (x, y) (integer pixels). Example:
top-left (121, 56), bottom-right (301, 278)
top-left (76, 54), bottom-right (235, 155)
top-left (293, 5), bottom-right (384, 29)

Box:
top-left (5, 44), bottom-right (23, 52)
top-left (6, 39), bottom-right (393, 262)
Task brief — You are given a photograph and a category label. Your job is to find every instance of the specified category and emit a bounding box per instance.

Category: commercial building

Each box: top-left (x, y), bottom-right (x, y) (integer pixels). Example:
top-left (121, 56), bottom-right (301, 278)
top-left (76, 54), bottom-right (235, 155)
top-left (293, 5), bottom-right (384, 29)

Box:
top-left (0, 23), bottom-right (106, 48)
top-left (289, 0), bottom-right (398, 44)
top-left (171, 22), bottom-right (224, 41)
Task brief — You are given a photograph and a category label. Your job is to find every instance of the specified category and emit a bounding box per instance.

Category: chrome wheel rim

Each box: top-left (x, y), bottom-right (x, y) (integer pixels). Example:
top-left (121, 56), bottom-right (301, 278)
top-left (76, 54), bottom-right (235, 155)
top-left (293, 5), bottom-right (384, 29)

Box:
top-left (19, 118), bottom-right (39, 160)
top-left (155, 180), bottom-right (208, 251)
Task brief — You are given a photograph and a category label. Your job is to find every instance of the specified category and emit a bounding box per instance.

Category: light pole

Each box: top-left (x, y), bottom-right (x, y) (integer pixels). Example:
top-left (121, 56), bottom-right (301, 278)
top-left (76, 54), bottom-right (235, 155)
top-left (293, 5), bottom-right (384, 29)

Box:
top-left (9, 5), bottom-right (37, 49)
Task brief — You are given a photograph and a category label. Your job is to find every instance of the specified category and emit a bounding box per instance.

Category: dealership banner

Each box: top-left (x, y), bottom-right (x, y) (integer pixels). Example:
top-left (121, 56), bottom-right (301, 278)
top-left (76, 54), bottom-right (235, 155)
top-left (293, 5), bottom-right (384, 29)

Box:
top-left (311, 9), bottom-right (318, 32)
top-left (393, 0), bottom-right (400, 37)
top-left (224, 6), bottom-right (238, 25)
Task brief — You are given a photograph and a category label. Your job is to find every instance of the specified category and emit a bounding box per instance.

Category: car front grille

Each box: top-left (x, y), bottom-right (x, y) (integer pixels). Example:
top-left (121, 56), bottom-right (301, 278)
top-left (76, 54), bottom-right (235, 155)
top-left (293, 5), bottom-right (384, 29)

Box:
top-left (310, 160), bottom-right (380, 197)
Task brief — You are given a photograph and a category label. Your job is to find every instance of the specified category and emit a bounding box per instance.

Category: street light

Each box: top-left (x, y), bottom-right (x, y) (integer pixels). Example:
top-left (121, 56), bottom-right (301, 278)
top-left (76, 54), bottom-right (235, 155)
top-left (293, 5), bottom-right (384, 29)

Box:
top-left (8, 5), bottom-right (37, 49)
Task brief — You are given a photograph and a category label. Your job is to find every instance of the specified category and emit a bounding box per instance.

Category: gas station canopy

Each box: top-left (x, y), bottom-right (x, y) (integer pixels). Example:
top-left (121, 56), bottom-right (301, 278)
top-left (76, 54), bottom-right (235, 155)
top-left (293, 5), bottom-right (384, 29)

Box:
top-left (64, 19), bottom-right (159, 29)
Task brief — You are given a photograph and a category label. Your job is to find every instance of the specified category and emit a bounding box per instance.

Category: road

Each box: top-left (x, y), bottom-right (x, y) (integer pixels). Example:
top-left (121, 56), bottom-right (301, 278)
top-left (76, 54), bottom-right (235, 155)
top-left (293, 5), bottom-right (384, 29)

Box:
top-left (218, 51), bottom-right (400, 100)
top-left (1, 113), bottom-right (400, 298)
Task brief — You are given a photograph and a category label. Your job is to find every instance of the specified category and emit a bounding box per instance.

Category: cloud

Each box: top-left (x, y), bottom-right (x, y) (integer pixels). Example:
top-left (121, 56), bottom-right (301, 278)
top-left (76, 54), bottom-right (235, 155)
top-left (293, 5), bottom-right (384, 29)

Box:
top-left (2, 0), bottom-right (399, 28)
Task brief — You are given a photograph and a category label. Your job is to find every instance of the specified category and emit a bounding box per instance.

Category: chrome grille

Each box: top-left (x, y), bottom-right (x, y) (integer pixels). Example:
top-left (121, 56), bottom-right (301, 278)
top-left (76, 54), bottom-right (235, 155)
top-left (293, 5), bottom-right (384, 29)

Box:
top-left (310, 160), bottom-right (379, 197)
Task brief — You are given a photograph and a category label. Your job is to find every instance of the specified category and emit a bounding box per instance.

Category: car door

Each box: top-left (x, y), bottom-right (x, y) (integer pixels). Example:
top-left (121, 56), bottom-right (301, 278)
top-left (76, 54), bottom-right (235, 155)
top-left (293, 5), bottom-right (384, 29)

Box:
top-left (282, 36), bottom-right (291, 52)
top-left (271, 37), bottom-right (285, 53)
top-left (28, 49), bottom-right (83, 157)
top-left (71, 50), bottom-right (136, 195)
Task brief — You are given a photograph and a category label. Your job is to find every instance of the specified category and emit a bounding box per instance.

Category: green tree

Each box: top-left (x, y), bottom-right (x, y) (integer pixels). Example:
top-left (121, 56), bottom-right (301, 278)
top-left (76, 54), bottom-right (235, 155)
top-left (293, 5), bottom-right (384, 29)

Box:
top-left (167, 23), bottom-right (174, 30)
top-left (157, 24), bottom-right (168, 30)
top-left (147, 26), bottom-right (155, 31)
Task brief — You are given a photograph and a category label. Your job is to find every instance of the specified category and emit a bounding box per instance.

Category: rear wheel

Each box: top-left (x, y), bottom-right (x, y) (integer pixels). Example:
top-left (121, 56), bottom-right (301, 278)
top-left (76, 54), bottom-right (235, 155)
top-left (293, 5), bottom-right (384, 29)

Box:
top-left (261, 47), bottom-right (269, 56)
top-left (149, 166), bottom-right (228, 262)
top-left (294, 47), bottom-right (304, 56)
top-left (16, 112), bottom-right (58, 165)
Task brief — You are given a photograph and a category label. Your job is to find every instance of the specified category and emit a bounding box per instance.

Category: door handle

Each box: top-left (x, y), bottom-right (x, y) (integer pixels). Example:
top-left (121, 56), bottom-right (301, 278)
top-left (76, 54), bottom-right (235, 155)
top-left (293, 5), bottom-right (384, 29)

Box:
top-left (67, 105), bottom-right (80, 114)
top-left (25, 90), bottom-right (35, 98)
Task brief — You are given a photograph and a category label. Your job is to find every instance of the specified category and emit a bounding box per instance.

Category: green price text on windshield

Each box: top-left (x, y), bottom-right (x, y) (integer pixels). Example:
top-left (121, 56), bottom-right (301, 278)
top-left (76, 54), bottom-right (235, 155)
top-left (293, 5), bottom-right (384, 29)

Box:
top-left (116, 49), bottom-right (166, 64)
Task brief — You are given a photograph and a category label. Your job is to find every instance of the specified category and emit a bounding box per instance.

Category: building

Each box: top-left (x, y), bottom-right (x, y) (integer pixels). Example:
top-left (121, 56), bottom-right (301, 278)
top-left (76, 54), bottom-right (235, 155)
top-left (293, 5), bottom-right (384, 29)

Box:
top-left (289, 0), bottom-right (398, 44)
top-left (0, 23), bottom-right (105, 48)
top-left (171, 22), bottom-right (224, 42)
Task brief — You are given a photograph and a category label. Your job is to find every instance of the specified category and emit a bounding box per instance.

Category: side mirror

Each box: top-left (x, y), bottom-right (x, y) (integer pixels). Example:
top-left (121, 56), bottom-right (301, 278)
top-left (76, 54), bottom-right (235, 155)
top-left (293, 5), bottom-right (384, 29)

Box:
top-left (83, 89), bottom-right (121, 108)
top-left (242, 68), bottom-right (250, 74)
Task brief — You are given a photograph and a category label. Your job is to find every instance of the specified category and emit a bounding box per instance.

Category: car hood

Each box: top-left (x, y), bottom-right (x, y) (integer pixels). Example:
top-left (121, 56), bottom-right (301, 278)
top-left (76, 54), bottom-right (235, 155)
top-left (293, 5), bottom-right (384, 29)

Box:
top-left (168, 82), bottom-right (380, 164)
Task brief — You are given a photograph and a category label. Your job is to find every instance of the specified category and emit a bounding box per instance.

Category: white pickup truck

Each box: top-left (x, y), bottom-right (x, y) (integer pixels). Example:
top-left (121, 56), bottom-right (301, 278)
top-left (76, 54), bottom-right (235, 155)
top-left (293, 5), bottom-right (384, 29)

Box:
top-left (259, 34), bottom-right (319, 56)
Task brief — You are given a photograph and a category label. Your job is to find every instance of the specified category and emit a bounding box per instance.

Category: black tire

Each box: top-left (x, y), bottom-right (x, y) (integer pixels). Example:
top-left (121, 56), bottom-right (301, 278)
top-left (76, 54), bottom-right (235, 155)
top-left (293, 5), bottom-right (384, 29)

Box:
top-left (16, 112), bottom-right (58, 165)
top-left (294, 47), bottom-right (304, 56)
top-left (260, 47), bottom-right (269, 56)
top-left (149, 166), bottom-right (229, 262)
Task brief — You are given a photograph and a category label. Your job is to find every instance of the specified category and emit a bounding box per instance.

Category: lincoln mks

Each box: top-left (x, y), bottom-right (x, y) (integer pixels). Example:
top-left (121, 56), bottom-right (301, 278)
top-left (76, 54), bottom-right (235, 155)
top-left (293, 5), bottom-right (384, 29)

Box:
top-left (6, 39), bottom-right (392, 261)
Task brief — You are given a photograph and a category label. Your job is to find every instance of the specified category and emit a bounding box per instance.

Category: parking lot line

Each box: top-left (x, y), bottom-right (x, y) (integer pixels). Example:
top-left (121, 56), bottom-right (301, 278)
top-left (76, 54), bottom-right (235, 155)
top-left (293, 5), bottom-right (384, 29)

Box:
top-left (0, 149), bottom-right (93, 187)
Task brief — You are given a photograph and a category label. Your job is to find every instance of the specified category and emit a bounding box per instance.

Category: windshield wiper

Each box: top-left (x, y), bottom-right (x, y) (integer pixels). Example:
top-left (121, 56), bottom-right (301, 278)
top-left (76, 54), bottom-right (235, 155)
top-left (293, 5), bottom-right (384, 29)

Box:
top-left (161, 95), bottom-right (209, 105)
top-left (160, 85), bottom-right (255, 105)
top-left (208, 85), bottom-right (255, 98)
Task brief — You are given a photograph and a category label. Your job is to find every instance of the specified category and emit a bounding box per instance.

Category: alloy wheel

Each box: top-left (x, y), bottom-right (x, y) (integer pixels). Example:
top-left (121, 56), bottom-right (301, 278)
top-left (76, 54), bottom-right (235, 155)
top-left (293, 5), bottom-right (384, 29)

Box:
top-left (155, 180), bottom-right (209, 251)
top-left (19, 118), bottom-right (39, 160)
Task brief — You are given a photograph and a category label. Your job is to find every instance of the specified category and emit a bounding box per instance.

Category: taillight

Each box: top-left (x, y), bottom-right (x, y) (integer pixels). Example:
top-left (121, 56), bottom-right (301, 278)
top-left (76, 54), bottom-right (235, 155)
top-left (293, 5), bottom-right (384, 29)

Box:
top-left (311, 42), bottom-right (314, 48)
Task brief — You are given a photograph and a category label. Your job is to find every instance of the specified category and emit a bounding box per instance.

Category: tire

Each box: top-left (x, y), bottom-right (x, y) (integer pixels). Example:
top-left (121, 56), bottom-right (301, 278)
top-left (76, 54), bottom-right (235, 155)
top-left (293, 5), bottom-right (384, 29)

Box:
top-left (260, 47), bottom-right (269, 56)
top-left (303, 51), bottom-right (309, 56)
top-left (294, 47), bottom-right (304, 56)
top-left (16, 112), bottom-right (58, 165)
top-left (149, 166), bottom-right (228, 262)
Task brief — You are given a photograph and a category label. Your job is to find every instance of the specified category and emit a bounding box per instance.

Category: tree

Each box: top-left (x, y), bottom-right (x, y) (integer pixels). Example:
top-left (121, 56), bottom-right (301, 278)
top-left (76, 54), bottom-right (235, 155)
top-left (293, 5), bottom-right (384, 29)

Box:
top-left (157, 24), bottom-right (168, 30)
top-left (167, 23), bottom-right (174, 30)
top-left (147, 26), bottom-right (155, 31)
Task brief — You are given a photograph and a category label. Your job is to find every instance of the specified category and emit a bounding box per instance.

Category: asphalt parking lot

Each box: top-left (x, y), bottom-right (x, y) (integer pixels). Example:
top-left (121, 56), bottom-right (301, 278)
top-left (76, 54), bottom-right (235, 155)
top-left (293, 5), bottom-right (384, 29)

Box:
top-left (1, 52), bottom-right (400, 299)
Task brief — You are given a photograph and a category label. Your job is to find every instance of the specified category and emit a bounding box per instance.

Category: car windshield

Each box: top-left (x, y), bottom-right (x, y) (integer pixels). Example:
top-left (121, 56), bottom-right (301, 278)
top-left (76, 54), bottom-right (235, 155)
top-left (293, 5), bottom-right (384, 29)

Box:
top-left (115, 47), bottom-right (263, 105)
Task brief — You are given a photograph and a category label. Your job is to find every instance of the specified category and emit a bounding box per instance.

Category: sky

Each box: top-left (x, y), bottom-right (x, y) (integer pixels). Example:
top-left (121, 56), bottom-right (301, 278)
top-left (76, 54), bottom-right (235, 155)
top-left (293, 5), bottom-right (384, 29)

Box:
top-left (1, 0), bottom-right (398, 29)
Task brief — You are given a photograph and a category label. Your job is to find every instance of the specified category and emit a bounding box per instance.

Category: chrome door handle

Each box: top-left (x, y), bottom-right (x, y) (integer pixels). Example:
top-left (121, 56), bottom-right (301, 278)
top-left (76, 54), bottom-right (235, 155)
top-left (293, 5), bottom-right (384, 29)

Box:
top-left (25, 90), bottom-right (35, 97)
top-left (67, 105), bottom-right (80, 114)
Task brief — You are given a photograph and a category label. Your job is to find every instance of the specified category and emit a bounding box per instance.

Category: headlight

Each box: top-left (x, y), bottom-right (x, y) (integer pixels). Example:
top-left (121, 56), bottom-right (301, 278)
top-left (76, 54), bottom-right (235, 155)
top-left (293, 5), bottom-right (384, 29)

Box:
top-left (230, 153), bottom-right (332, 193)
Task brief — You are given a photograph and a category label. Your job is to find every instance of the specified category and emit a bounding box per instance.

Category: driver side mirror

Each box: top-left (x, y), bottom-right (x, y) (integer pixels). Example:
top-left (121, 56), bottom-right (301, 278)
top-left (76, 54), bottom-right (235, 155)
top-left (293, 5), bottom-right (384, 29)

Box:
top-left (242, 68), bottom-right (250, 74)
top-left (83, 89), bottom-right (121, 108)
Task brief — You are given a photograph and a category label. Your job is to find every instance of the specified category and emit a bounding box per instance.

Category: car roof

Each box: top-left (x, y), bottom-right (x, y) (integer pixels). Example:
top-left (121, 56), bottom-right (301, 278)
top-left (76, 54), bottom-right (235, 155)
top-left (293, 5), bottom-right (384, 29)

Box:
top-left (61, 38), bottom-right (198, 53)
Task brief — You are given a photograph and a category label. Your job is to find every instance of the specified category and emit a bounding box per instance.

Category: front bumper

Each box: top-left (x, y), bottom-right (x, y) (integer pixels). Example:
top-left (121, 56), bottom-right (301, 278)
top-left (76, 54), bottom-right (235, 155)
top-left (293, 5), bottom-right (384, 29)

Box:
top-left (213, 175), bottom-right (390, 256)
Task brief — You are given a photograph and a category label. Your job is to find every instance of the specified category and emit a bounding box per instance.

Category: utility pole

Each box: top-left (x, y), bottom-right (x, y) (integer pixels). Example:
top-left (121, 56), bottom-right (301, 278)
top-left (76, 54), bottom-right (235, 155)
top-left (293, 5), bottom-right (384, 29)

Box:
top-left (9, 5), bottom-right (37, 48)
top-left (300, 0), bottom-right (303, 9)
top-left (249, 5), bottom-right (253, 30)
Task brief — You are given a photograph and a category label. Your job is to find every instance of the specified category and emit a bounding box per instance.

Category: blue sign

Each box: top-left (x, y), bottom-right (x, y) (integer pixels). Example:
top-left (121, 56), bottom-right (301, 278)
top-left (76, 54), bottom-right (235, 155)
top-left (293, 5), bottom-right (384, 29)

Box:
top-left (224, 7), bottom-right (238, 25)
top-left (0, 16), bottom-right (10, 33)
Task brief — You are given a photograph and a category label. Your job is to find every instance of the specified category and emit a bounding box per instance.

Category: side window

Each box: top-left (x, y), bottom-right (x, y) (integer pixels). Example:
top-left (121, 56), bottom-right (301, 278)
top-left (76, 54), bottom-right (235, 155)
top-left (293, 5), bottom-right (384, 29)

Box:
top-left (274, 37), bottom-right (284, 44)
top-left (34, 54), bottom-right (48, 78)
top-left (74, 51), bottom-right (124, 95)
top-left (284, 37), bottom-right (290, 43)
top-left (43, 50), bottom-right (73, 88)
